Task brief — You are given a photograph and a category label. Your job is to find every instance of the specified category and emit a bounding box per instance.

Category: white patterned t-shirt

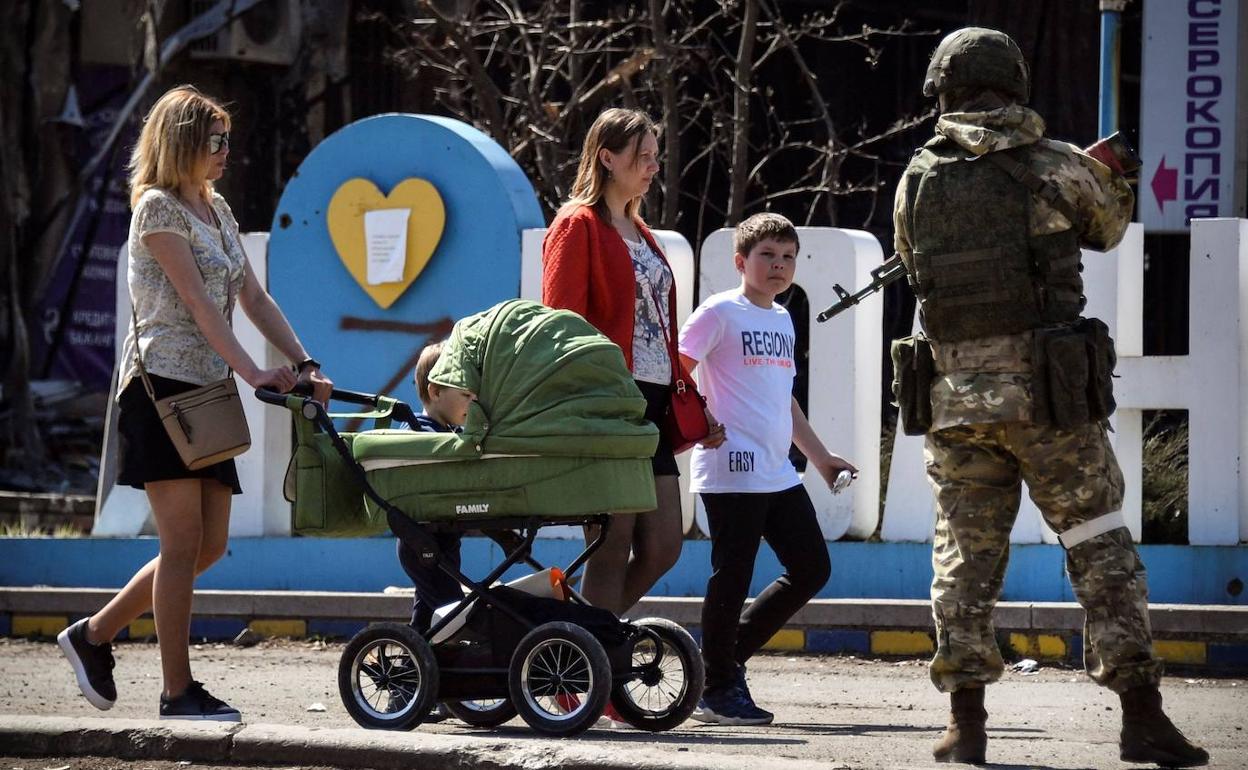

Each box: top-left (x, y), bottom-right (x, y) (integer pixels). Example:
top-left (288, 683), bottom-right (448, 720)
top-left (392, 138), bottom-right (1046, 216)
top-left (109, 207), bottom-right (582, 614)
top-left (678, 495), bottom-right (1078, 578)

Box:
top-left (626, 237), bottom-right (673, 385)
top-left (679, 289), bottom-right (800, 493)
top-left (117, 188), bottom-right (247, 392)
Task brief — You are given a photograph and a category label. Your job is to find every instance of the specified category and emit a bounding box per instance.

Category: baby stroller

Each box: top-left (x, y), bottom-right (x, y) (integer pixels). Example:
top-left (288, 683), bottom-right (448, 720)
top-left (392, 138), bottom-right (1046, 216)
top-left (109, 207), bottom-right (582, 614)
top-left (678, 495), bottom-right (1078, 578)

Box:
top-left (258, 300), bottom-right (705, 737)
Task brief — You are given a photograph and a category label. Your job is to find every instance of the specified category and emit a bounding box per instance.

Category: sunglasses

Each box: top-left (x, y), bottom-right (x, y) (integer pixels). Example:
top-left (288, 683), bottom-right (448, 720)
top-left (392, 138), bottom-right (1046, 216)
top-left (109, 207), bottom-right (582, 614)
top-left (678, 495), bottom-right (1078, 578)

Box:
top-left (209, 132), bottom-right (230, 154)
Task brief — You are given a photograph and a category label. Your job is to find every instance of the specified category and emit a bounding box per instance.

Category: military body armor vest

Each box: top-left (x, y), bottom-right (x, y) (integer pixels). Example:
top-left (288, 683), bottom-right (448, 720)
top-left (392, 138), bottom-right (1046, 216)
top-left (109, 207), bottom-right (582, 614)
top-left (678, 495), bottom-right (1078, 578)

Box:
top-left (900, 137), bottom-right (1084, 342)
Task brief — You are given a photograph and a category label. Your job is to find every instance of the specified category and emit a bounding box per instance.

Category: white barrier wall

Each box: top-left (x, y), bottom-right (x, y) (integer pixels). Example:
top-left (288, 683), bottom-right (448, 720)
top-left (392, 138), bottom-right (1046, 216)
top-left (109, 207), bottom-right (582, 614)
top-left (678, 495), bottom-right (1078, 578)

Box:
top-left (100, 219), bottom-right (1248, 545)
top-left (883, 220), bottom-right (1248, 546)
top-left (95, 233), bottom-right (291, 537)
top-left (1114, 219), bottom-right (1248, 546)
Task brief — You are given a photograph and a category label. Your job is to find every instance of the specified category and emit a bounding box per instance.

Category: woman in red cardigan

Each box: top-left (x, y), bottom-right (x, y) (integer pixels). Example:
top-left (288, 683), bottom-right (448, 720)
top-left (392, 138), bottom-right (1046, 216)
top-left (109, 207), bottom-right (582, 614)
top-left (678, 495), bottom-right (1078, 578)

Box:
top-left (543, 108), bottom-right (724, 618)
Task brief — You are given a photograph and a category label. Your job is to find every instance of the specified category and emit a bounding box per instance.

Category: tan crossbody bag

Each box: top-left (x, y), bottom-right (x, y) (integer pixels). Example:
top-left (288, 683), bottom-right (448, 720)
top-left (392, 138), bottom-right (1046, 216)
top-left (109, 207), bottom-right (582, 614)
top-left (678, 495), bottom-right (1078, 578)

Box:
top-left (130, 218), bottom-right (251, 470)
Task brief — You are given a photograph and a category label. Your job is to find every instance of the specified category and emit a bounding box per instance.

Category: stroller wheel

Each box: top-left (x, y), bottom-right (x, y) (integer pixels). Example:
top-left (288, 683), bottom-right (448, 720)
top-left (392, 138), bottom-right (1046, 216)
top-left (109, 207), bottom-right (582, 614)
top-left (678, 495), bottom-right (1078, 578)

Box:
top-left (508, 621), bottom-right (611, 736)
top-left (338, 623), bottom-right (439, 730)
top-left (611, 617), bottom-right (705, 731)
top-left (444, 698), bottom-right (518, 728)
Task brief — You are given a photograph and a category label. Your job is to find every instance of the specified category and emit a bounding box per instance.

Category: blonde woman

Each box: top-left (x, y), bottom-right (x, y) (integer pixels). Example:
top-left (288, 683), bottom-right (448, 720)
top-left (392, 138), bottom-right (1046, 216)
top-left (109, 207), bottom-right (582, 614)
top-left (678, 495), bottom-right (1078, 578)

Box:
top-left (541, 108), bottom-right (724, 621)
top-left (57, 85), bottom-right (331, 721)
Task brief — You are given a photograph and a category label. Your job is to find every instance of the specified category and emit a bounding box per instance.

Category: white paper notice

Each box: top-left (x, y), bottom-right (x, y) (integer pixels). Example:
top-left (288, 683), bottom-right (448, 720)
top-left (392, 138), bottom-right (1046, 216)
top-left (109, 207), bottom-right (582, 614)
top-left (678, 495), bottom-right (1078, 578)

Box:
top-left (364, 208), bottom-right (411, 285)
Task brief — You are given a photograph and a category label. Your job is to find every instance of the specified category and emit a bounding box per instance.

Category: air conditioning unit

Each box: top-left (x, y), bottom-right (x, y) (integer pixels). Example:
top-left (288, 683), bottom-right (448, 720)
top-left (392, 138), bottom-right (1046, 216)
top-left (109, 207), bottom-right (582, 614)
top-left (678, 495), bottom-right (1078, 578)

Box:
top-left (188, 0), bottom-right (301, 66)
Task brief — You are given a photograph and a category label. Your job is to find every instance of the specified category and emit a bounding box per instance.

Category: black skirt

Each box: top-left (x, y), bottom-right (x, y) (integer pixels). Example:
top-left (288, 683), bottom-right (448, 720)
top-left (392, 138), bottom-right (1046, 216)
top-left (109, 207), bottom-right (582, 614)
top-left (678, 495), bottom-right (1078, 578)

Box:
top-left (116, 373), bottom-right (243, 495)
top-left (636, 379), bottom-right (679, 477)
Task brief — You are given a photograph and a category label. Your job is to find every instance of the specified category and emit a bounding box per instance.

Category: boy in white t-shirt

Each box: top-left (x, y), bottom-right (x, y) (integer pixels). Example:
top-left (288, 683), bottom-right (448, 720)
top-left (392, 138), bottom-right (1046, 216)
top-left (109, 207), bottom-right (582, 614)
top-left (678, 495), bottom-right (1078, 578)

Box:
top-left (679, 213), bottom-right (857, 726)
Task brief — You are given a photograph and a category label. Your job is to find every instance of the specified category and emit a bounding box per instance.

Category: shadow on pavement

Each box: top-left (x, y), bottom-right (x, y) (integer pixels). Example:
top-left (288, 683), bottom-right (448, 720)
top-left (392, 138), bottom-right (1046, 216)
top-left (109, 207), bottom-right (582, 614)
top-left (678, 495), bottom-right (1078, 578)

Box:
top-left (448, 725), bottom-right (805, 747)
top-left (767, 721), bottom-right (938, 735)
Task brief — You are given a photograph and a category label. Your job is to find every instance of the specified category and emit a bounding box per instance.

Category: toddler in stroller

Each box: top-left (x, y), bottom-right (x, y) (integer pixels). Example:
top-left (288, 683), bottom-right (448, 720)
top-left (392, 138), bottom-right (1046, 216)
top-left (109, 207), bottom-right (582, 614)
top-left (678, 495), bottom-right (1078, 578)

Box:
top-left (393, 341), bottom-right (475, 635)
top-left (261, 299), bottom-right (705, 737)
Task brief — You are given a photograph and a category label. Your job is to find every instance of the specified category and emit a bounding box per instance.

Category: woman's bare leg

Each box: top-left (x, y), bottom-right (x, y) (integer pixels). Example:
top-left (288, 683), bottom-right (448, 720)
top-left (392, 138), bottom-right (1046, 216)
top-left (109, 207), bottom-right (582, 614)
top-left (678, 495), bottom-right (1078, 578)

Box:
top-left (620, 475), bottom-right (684, 612)
top-left (87, 485), bottom-right (232, 645)
top-left (87, 557), bottom-right (161, 644)
top-left (145, 478), bottom-right (234, 698)
top-left (579, 513), bottom-right (638, 614)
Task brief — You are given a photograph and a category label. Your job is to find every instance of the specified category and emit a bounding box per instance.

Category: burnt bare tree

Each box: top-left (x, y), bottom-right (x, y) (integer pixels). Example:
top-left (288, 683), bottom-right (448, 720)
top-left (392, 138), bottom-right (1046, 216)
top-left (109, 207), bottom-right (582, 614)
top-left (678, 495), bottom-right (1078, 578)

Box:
top-left (386, 0), bottom-right (936, 244)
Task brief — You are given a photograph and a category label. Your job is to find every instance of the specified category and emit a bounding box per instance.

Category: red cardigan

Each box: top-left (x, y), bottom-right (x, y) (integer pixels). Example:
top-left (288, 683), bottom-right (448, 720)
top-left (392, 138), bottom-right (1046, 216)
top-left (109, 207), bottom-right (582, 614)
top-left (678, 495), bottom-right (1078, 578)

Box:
top-left (541, 204), bottom-right (679, 373)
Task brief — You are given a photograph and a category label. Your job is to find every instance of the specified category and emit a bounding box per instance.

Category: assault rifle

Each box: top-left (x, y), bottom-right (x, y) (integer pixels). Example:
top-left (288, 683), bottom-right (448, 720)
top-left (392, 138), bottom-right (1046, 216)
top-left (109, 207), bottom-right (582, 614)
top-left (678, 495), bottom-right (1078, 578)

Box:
top-left (815, 254), bottom-right (907, 323)
top-left (814, 132), bottom-right (1142, 325)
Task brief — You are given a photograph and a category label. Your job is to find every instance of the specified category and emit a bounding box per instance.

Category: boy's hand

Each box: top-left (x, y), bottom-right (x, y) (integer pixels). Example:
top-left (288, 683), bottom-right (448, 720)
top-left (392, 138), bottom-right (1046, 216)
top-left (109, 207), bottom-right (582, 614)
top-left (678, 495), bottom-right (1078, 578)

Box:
top-left (814, 455), bottom-right (858, 491)
top-left (698, 408), bottom-right (727, 449)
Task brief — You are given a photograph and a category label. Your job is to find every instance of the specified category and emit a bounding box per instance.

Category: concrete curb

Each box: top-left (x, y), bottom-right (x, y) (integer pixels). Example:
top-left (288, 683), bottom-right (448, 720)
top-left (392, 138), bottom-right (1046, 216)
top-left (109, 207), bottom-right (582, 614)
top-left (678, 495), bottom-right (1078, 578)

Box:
top-left (0, 715), bottom-right (834, 770)
top-left (6, 588), bottom-right (1248, 633)
top-left (4, 588), bottom-right (1248, 670)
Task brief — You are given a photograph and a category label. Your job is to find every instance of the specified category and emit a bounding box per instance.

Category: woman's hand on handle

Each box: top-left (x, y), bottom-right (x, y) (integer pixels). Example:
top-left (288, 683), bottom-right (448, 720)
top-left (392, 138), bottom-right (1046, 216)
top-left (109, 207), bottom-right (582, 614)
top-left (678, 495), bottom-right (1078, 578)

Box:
top-left (245, 365), bottom-right (297, 394)
top-left (298, 366), bottom-right (333, 405)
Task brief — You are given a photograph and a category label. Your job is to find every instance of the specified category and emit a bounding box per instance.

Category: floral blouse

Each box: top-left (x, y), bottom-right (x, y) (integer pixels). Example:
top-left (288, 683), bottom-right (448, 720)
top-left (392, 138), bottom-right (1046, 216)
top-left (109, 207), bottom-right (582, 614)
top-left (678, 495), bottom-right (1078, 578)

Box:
top-left (117, 187), bottom-right (246, 392)
top-left (626, 236), bottom-right (674, 385)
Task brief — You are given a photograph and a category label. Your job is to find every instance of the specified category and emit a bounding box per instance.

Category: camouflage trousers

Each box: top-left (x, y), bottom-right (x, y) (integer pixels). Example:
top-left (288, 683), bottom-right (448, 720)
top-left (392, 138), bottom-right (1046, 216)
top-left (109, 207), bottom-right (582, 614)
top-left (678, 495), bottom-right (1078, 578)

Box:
top-left (925, 420), bottom-right (1162, 694)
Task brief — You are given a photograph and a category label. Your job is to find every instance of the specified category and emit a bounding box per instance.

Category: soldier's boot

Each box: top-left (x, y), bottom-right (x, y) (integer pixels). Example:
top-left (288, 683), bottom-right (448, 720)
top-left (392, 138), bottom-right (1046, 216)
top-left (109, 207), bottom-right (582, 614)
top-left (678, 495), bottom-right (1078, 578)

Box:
top-left (933, 687), bottom-right (987, 764)
top-left (1119, 685), bottom-right (1209, 767)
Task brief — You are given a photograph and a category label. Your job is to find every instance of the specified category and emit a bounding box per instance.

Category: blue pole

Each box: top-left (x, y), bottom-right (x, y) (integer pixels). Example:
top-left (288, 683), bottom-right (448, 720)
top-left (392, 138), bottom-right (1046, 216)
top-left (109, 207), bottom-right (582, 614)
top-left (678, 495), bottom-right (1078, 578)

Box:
top-left (1098, 0), bottom-right (1128, 137)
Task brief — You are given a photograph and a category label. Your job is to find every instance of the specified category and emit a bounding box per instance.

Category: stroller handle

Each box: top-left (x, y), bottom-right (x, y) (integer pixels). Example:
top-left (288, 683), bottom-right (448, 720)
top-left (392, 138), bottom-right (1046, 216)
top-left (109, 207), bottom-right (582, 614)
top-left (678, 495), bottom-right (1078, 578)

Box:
top-left (253, 385), bottom-right (387, 407)
top-left (254, 384), bottom-right (421, 429)
top-left (254, 387), bottom-right (295, 406)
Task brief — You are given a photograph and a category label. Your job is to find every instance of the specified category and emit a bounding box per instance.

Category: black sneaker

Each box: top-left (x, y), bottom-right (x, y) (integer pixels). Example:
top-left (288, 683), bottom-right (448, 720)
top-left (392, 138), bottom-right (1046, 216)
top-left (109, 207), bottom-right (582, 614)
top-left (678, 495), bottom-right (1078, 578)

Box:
top-left (159, 681), bottom-right (241, 722)
top-left (57, 618), bottom-right (116, 710)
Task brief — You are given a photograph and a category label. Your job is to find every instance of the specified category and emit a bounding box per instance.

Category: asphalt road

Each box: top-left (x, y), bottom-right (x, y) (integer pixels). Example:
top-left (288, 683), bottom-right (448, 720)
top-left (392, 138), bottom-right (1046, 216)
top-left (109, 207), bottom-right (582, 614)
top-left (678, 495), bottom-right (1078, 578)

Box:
top-left (2, 637), bottom-right (1246, 769)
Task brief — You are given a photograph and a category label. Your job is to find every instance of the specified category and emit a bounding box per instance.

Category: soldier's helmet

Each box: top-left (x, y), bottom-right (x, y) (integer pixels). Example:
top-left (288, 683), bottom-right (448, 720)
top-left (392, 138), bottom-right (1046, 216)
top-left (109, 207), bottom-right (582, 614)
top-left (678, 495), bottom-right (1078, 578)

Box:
top-left (923, 27), bottom-right (1029, 103)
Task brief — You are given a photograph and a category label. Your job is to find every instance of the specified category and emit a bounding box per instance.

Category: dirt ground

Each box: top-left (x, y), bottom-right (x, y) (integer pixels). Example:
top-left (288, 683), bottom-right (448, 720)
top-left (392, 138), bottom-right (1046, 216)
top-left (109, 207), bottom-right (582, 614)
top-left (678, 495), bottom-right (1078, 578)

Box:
top-left (2, 637), bottom-right (1246, 769)
top-left (0, 760), bottom-right (342, 770)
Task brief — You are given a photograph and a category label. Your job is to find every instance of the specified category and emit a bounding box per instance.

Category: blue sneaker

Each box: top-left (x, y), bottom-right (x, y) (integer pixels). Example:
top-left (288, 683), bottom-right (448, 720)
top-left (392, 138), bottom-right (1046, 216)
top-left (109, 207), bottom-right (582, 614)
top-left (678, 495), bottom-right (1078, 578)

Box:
top-left (690, 687), bottom-right (773, 726)
top-left (733, 664), bottom-right (773, 721)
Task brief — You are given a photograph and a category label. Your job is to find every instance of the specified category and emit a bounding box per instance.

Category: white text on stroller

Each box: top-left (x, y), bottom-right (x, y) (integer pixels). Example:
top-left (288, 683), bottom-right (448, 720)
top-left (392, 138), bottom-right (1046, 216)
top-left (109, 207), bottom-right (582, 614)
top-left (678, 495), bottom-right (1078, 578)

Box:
top-left (456, 503), bottom-right (490, 515)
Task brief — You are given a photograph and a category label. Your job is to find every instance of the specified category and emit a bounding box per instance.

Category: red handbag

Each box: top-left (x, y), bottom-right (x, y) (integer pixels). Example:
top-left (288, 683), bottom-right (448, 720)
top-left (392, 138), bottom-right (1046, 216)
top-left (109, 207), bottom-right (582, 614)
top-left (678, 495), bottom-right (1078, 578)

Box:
top-left (651, 285), bottom-right (710, 454)
top-left (663, 365), bottom-right (710, 454)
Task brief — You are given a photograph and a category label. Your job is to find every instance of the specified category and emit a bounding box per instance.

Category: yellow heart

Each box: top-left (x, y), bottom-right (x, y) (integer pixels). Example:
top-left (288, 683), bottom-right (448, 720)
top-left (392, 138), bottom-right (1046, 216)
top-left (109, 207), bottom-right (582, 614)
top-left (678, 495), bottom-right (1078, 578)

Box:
top-left (326, 177), bottom-right (446, 309)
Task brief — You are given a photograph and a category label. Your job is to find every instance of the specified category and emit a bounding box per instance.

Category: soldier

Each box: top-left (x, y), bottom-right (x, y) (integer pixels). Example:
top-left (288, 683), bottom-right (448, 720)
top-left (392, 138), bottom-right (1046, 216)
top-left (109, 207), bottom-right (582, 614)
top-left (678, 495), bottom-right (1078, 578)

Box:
top-left (891, 27), bottom-right (1208, 767)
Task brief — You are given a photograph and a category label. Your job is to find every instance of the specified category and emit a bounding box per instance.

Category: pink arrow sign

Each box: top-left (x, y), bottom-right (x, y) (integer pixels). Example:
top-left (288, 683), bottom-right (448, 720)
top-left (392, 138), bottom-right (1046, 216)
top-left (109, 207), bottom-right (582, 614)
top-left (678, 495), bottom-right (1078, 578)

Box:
top-left (1151, 156), bottom-right (1178, 213)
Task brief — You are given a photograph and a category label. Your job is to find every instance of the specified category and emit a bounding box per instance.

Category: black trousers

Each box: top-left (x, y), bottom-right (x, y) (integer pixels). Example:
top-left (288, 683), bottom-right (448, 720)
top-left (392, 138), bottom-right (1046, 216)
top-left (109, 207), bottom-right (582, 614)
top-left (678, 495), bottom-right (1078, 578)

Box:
top-left (700, 484), bottom-right (831, 693)
top-left (396, 532), bottom-right (465, 631)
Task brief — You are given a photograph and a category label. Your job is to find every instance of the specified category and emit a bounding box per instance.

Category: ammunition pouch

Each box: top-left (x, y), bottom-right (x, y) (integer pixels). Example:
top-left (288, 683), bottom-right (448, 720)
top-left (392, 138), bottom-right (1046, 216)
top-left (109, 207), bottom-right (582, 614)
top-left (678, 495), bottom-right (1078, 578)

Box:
top-left (1032, 318), bottom-right (1116, 429)
top-left (1084, 318), bottom-right (1117, 421)
top-left (891, 334), bottom-right (936, 435)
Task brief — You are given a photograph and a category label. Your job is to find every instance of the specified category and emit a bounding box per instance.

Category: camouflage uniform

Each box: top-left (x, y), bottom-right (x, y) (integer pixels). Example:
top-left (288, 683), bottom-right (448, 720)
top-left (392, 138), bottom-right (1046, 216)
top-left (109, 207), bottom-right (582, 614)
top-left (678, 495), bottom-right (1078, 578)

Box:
top-left (894, 105), bottom-right (1163, 694)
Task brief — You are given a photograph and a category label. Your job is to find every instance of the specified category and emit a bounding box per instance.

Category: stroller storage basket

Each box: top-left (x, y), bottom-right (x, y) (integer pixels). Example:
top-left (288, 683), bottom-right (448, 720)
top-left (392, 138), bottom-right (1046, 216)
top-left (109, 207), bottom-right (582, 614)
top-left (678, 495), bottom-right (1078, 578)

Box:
top-left (283, 394), bottom-right (406, 537)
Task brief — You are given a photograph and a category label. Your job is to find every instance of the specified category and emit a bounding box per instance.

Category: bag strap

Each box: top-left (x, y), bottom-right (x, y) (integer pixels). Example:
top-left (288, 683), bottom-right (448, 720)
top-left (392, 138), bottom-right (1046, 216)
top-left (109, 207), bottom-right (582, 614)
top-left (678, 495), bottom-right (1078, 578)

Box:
top-left (982, 150), bottom-right (1081, 225)
top-left (645, 276), bottom-right (704, 406)
top-left (645, 272), bottom-right (683, 387)
top-left (132, 196), bottom-right (238, 402)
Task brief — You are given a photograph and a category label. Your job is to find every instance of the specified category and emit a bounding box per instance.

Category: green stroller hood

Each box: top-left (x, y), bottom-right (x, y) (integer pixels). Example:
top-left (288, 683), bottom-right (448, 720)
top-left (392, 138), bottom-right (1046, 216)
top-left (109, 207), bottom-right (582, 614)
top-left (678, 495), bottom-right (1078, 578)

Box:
top-left (290, 300), bottom-right (659, 535)
top-left (426, 299), bottom-right (659, 458)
